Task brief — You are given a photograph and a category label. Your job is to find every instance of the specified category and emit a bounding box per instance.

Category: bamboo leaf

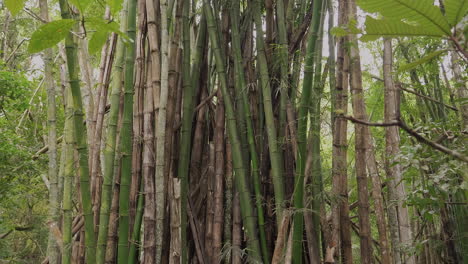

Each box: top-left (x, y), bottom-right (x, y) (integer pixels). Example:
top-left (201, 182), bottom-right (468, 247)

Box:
top-left (360, 17), bottom-right (446, 41)
top-left (28, 19), bottom-right (77, 53)
top-left (5, 0), bottom-right (26, 16)
top-left (445, 0), bottom-right (468, 27)
top-left (398, 49), bottom-right (448, 72)
top-left (358, 0), bottom-right (451, 35)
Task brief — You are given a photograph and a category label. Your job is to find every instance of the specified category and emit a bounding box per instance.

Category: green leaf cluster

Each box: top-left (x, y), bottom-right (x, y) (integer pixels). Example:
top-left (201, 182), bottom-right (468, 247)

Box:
top-left (357, 0), bottom-right (468, 40)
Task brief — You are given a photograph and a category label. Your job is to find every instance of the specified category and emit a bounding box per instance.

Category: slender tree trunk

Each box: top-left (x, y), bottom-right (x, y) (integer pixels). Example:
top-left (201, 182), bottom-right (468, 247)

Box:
top-left (383, 38), bottom-right (415, 264)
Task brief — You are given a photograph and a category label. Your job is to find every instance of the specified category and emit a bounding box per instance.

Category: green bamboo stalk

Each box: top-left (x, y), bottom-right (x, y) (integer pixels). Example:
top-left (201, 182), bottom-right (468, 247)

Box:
top-left (128, 178), bottom-right (144, 264)
top-left (292, 0), bottom-right (324, 262)
top-left (251, 0), bottom-right (285, 227)
top-left (96, 2), bottom-right (128, 263)
top-left (61, 88), bottom-right (74, 264)
top-left (230, 0), bottom-right (269, 262)
top-left (203, 1), bottom-right (262, 262)
top-left (178, 0), bottom-right (193, 260)
top-left (308, 2), bottom-right (326, 258)
top-left (276, 0), bottom-right (289, 165)
top-left (116, 0), bottom-right (137, 262)
top-left (58, 1), bottom-right (96, 262)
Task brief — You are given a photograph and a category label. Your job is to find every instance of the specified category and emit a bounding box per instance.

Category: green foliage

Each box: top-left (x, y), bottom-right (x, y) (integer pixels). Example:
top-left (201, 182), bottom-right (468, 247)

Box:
top-left (89, 30), bottom-right (109, 54)
top-left (5, 0), bottom-right (26, 16)
top-left (398, 49), bottom-right (448, 72)
top-left (445, 0), bottom-right (468, 27)
top-left (85, 18), bottom-right (129, 54)
top-left (0, 64), bottom-right (49, 263)
top-left (360, 17), bottom-right (446, 41)
top-left (28, 19), bottom-right (77, 54)
top-left (0, 66), bottom-right (29, 112)
top-left (357, 0), bottom-right (462, 40)
top-left (108, 0), bottom-right (124, 15)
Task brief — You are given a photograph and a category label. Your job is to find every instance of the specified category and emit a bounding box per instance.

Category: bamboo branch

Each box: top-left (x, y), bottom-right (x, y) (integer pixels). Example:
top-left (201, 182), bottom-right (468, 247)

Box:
top-left (341, 115), bottom-right (468, 163)
top-left (369, 75), bottom-right (458, 112)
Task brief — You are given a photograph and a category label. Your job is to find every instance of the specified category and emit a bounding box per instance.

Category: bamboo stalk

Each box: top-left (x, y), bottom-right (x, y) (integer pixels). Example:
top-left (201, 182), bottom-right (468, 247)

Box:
top-left (96, 2), bottom-right (128, 262)
top-left (58, 1), bottom-right (96, 262)
top-left (203, 1), bottom-right (262, 261)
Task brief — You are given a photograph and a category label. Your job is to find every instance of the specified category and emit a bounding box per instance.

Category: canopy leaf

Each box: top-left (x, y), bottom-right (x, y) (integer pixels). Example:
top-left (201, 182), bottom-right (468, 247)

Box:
top-left (445, 0), bottom-right (468, 27)
top-left (88, 31), bottom-right (109, 54)
top-left (5, 0), bottom-right (26, 16)
top-left (358, 0), bottom-right (452, 36)
top-left (108, 0), bottom-right (124, 15)
top-left (28, 19), bottom-right (77, 54)
top-left (361, 17), bottom-right (446, 41)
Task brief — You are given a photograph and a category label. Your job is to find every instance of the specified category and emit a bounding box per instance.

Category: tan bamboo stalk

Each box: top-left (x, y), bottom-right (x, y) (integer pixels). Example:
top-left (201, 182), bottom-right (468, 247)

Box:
top-left (90, 5), bottom-right (111, 177)
top-left (383, 38), bottom-right (415, 264)
top-left (155, 0), bottom-right (171, 260)
top-left (164, 0), bottom-right (183, 189)
top-left (77, 24), bottom-right (96, 153)
top-left (329, 0), bottom-right (352, 262)
top-left (169, 179), bottom-right (182, 264)
top-left (91, 31), bottom-right (117, 228)
top-left (212, 94), bottom-right (225, 262)
top-left (232, 192), bottom-right (242, 264)
top-left (224, 139), bottom-right (233, 261)
top-left (348, 1), bottom-right (373, 262)
top-left (205, 142), bottom-right (215, 262)
top-left (39, 0), bottom-right (59, 262)
top-left (143, 0), bottom-right (160, 261)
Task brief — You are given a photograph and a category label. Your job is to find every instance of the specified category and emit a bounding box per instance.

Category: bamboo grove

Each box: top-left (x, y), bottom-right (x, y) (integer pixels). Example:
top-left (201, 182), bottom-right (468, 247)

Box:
top-left (0, 0), bottom-right (467, 263)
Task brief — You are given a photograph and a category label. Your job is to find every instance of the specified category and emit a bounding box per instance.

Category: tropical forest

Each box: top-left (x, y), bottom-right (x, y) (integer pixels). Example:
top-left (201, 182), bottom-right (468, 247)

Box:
top-left (0, 0), bottom-right (467, 263)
